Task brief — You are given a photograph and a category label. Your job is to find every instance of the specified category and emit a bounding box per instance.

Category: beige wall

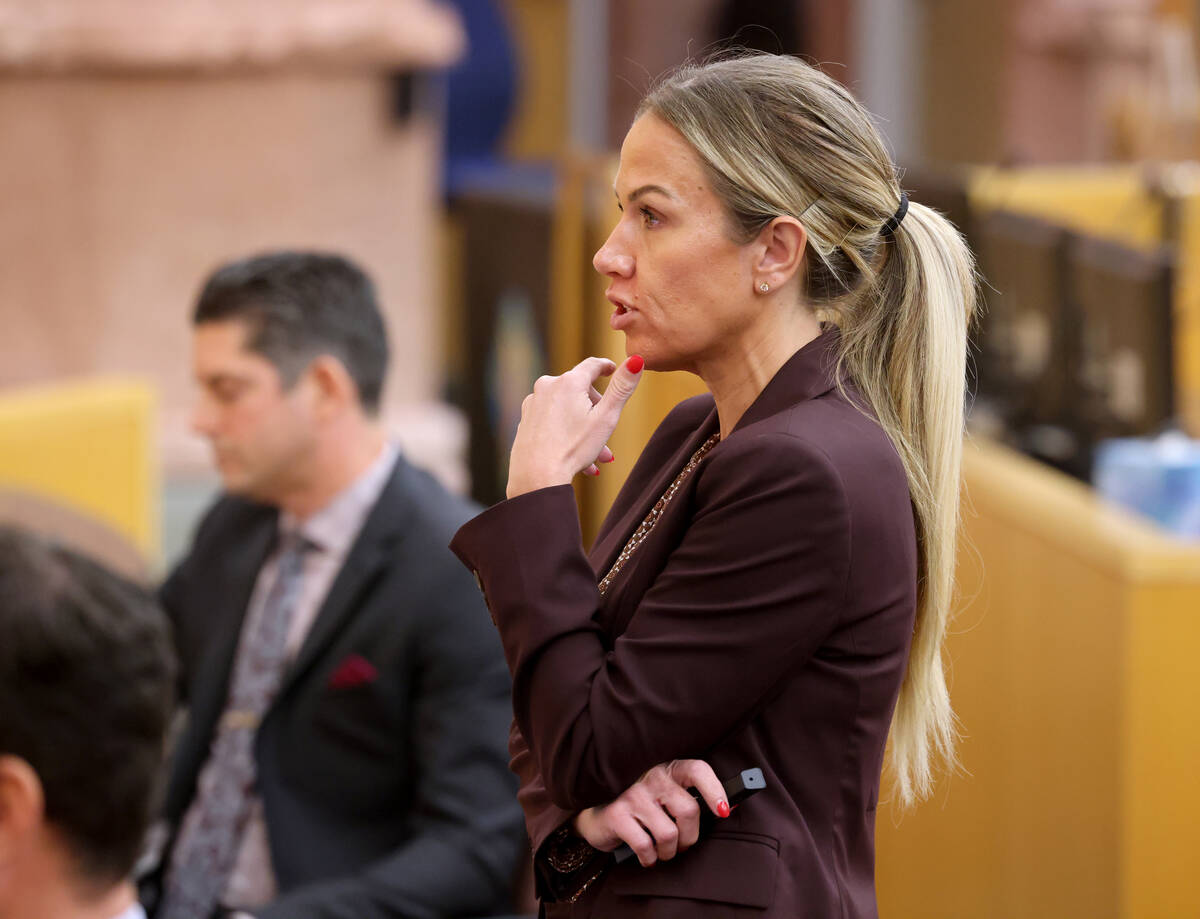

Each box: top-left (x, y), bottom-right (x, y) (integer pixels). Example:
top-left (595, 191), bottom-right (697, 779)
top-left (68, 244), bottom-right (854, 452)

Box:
top-left (0, 73), bottom-right (445, 470)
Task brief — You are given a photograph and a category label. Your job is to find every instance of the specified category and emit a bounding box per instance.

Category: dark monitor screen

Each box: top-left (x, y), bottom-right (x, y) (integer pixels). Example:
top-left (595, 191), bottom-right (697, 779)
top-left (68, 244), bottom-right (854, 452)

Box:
top-left (974, 210), bottom-right (1074, 429)
top-left (1067, 235), bottom-right (1175, 441)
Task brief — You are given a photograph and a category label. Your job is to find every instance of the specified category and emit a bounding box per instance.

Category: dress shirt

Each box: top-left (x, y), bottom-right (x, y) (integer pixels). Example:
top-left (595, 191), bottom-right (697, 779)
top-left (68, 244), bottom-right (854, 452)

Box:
top-left (178, 442), bottom-right (399, 911)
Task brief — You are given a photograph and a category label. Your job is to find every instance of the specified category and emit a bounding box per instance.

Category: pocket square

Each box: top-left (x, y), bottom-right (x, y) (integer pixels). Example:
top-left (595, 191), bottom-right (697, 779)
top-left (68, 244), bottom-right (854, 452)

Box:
top-left (328, 653), bottom-right (379, 690)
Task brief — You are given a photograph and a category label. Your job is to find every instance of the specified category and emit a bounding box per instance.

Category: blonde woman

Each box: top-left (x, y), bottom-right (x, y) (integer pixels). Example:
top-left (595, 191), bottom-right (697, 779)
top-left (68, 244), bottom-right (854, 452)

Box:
top-left (451, 53), bottom-right (974, 919)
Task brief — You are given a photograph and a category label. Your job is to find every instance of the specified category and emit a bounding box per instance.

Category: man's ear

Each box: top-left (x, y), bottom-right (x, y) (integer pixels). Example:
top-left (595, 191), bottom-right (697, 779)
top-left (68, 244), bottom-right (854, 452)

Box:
top-left (0, 755), bottom-right (44, 867)
top-left (753, 216), bottom-right (808, 291)
top-left (305, 356), bottom-right (359, 420)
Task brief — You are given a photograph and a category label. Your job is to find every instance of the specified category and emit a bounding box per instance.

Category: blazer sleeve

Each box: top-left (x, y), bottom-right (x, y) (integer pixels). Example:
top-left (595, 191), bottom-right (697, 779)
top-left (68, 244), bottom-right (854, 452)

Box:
top-left (450, 431), bottom-right (853, 811)
top-left (510, 722), bottom-right (573, 854)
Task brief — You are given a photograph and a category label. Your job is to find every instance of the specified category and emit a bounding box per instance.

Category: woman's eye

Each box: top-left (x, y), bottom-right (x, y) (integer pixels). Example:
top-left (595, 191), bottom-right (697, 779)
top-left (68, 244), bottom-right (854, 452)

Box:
top-left (639, 207), bottom-right (660, 227)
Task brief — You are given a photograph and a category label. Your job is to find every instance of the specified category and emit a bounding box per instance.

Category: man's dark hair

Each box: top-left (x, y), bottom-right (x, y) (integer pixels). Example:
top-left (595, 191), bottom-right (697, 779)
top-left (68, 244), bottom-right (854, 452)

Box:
top-left (193, 251), bottom-right (390, 414)
top-left (0, 527), bottom-right (175, 886)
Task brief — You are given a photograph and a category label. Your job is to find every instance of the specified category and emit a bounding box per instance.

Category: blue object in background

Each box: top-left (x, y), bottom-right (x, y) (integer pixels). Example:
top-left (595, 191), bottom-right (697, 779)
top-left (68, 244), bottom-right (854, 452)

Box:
top-left (1094, 433), bottom-right (1200, 539)
top-left (442, 0), bottom-right (519, 199)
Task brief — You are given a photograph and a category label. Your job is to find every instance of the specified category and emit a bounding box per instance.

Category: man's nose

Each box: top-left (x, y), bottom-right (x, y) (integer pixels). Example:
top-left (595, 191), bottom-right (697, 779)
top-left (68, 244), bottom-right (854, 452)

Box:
top-left (189, 398), bottom-right (216, 436)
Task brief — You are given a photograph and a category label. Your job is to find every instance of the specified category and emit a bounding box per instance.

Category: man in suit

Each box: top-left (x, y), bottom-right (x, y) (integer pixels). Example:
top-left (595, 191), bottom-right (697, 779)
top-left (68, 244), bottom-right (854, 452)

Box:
top-left (146, 252), bottom-right (523, 919)
top-left (0, 526), bottom-right (176, 919)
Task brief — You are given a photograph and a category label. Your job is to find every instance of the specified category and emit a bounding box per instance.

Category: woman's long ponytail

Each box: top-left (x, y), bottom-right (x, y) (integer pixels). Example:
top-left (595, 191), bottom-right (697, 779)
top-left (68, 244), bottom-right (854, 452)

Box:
top-left (836, 203), bottom-right (975, 804)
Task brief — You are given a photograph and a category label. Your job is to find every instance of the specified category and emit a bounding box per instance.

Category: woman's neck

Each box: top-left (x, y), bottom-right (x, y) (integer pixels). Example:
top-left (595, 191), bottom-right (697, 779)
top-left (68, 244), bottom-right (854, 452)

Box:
top-left (700, 310), bottom-right (822, 440)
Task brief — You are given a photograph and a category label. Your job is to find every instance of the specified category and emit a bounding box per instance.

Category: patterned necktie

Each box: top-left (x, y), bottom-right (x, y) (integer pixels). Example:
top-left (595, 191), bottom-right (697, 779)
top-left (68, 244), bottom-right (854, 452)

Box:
top-left (159, 532), bottom-right (311, 919)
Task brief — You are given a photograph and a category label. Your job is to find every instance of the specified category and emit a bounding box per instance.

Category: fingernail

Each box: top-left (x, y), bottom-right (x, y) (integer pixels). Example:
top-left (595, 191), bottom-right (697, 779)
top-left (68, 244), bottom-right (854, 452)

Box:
top-left (625, 354), bottom-right (644, 374)
top-left (588, 467), bottom-right (600, 477)
top-left (717, 799), bottom-right (730, 818)
top-left (605, 454), bottom-right (616, 463)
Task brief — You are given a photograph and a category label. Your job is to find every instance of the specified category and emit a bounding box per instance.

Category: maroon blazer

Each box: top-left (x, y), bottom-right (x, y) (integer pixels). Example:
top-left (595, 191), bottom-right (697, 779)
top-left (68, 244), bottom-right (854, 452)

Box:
top-left (451, 331), bottom-right (918, 918)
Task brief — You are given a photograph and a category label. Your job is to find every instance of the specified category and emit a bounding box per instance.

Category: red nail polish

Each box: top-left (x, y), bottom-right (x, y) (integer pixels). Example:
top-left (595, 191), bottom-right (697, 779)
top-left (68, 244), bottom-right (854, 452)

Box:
top-left (716, 799), bottom-right (730, 818)
top-left (625, 354), bottom-right (644, 374)
top-left (605, 454), bottom-right (616, 463)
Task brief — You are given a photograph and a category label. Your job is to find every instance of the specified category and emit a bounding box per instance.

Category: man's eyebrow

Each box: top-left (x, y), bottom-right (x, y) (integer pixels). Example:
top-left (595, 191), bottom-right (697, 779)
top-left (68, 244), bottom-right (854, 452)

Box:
top-left (613, 184), bottom-right (676, 204)
top-left (200, 372), bottom-right (251, 386)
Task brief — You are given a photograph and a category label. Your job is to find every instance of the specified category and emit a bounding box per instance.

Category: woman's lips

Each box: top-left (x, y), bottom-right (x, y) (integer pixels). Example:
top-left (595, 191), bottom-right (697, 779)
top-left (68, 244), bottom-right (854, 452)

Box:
top-left (610, 305), bottom-right (636, 330)
top-left (608, 295), bottom-right (636, 330)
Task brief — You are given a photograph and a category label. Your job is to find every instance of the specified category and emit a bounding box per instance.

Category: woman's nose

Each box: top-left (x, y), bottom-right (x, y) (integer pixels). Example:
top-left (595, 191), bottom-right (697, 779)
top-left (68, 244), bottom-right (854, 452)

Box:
top-left (593, 230), bottom-right (634, 278)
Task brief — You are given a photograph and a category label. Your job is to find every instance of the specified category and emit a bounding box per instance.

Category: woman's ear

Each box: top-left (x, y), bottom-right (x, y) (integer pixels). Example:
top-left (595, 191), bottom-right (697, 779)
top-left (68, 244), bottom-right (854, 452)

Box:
top-left (754, 216), bottom-right (807, 292)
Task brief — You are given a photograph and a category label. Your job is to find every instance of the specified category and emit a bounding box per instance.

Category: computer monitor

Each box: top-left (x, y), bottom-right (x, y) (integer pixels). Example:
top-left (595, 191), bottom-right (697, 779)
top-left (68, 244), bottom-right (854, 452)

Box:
top-left (1067, 234), bottom-right (1175, 450)
top-left (973, 210), bottom-right (1076, 434)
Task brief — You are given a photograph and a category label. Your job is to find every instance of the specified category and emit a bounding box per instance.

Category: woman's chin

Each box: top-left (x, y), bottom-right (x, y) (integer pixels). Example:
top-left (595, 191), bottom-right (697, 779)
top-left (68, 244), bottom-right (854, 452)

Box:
top-left (621, 334), bottom-right (654, 364)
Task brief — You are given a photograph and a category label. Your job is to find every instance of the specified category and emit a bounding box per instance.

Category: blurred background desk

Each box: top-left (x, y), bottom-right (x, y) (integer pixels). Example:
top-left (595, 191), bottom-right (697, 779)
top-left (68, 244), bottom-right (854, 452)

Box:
top-left (876, 438), bottom-right (1200, 919)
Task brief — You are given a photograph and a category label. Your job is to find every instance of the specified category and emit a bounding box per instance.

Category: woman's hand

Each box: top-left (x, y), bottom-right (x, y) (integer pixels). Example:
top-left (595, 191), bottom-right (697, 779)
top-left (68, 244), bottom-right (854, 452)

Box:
top-left (506, 355), bottom-right (644, 500)
top-left (571, 759), bottom-right (729, 868)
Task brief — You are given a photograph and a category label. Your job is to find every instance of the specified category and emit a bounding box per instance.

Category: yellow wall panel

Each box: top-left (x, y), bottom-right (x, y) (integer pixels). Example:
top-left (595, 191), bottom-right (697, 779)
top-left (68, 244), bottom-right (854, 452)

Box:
top-left (1122, 582), bottom-right (1200, 919)
top-left (968, 166), bottom-right (1166, 250)
top-left (503, 0), bottom-right (568, 159)
top-left (0, 378), bottom-right (157, 557)
top-left (1173, 192), bottom-right (1200, 433)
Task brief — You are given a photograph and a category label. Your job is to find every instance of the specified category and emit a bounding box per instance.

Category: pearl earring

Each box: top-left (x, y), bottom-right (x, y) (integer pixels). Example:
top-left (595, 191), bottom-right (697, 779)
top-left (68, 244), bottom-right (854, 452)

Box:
top-left (759, 282), bottom-right (769, 293)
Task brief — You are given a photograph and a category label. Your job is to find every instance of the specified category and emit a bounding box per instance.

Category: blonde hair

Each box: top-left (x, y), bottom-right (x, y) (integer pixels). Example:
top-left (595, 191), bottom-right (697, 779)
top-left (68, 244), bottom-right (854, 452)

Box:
top-left (641, 54), bottom-right (975, 806)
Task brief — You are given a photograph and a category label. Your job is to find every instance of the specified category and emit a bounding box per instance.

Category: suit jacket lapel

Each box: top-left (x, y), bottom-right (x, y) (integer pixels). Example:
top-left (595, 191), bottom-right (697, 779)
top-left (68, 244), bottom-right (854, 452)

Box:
top-left (278, 459), bottom-right (411, 697)
top-left (166, 510), bottom-right (276, 821)
top-left (188, 515), bottom-right (275, 729)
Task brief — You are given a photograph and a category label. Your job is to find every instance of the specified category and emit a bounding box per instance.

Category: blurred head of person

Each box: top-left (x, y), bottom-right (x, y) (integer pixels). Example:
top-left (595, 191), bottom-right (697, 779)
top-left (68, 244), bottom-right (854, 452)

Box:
top-left (189, 251), bottom-right (390, 514)
top-left (0, 526), bottom-right (175, 918)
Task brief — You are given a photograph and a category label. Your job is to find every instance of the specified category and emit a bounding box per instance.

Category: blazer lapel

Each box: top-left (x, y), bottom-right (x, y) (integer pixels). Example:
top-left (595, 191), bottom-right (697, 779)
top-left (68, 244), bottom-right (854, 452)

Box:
top-left (589, 405), bottom-right (719, 602)
top-left (277, 460), bottom-right (411, 697)
top-left (588, 405), bottom-right (715, 623)
top-left (586, 332), bottom-right (840, 623)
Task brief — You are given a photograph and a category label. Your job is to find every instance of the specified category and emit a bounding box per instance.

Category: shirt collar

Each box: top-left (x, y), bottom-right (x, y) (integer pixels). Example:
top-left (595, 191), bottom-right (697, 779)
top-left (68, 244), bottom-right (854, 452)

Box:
top-left (109, 903), bottom-right (147, 919)
top-left (280, 442), bottom-right (398, 556)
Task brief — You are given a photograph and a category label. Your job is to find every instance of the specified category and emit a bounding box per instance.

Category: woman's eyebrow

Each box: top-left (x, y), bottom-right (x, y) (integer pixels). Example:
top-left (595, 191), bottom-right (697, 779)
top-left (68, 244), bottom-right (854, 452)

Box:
top-left (614, 183), bottom-right (676, 204)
